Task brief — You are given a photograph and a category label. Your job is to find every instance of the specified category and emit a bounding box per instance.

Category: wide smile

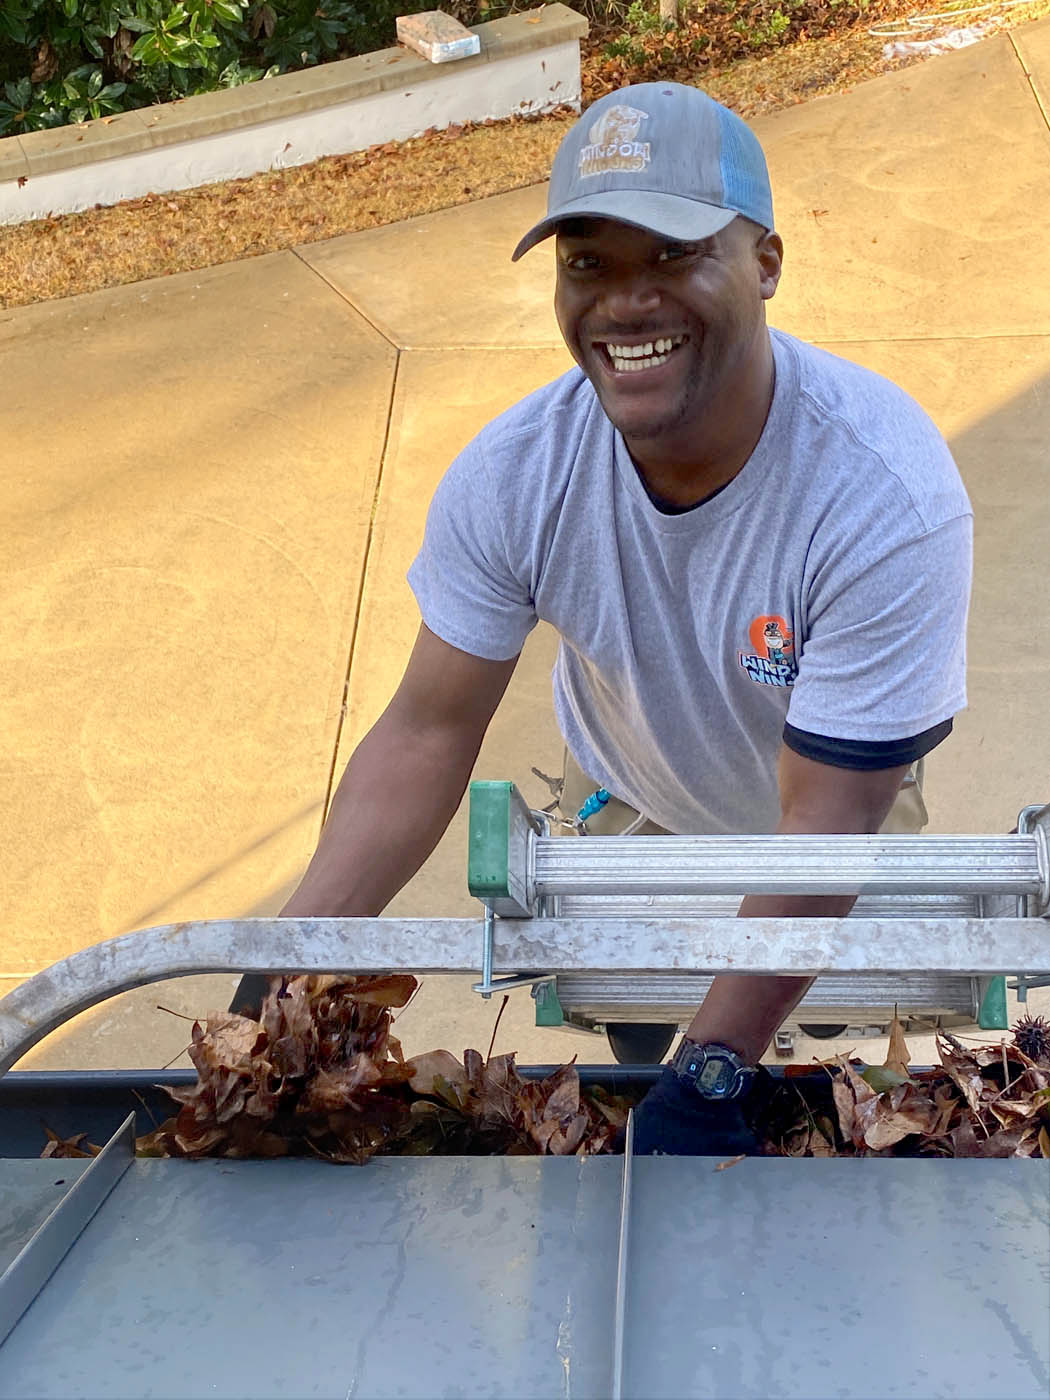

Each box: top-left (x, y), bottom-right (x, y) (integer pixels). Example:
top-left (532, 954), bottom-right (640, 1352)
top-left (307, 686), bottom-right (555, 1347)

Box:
top-left (594, 334), bottom-right (690, 378)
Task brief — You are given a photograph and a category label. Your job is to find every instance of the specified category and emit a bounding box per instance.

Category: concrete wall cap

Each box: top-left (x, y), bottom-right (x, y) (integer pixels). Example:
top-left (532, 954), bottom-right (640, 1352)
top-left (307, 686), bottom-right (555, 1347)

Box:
top-left (17, 107), bottom-right (154, 177)
top-left (0, 138), bottom-right (30, 184)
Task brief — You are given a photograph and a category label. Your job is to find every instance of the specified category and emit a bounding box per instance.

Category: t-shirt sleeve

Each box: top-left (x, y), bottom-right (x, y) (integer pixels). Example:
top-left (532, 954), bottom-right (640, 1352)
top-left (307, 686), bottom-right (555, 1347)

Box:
top-left (782, 717), bottom-right (953, 770)
top-left (785, 513), bottom-right (972, 743)
top-left (407, 438), bottom-right (537, 661)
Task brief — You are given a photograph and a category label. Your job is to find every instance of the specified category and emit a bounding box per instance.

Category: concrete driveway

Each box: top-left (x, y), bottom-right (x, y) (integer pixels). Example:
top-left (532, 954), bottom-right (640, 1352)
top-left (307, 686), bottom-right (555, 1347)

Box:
top-left (2, 24), bottom-right (1049, 1072)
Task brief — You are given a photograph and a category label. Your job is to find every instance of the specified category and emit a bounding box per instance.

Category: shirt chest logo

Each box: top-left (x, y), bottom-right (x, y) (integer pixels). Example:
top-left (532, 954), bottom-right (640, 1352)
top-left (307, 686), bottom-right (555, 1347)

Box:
top-left (739, 614), bottom-right (798, 687)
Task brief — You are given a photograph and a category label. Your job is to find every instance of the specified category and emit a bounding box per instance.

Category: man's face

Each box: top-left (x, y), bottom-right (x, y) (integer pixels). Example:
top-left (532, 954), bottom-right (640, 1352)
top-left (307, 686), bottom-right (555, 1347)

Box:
top-left (553, 217), bottom-right (782, 449)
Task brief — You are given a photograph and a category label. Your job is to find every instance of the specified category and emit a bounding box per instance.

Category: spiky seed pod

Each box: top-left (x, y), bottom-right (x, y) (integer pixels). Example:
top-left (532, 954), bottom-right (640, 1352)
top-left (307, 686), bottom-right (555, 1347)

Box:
top-left (1012, 1013), bottom-right (1050, 1065)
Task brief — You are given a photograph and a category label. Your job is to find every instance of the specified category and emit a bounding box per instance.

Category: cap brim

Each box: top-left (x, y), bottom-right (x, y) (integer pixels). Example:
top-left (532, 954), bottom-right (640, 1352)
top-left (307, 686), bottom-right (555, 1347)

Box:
top-left (511, 190), bottom-right (737, 262)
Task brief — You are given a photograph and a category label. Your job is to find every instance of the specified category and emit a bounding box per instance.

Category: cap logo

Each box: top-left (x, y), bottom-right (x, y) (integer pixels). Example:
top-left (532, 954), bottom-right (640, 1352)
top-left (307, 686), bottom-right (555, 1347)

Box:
top-left (577, 105), bottom-right (651, 178)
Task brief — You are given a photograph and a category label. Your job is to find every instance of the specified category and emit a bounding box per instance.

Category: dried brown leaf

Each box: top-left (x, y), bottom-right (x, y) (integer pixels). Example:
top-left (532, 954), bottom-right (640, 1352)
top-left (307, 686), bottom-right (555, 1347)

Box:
top-left (135, 1122), bottom-right (179, 1156)
top-left (30, 39), bottom-right (58, 84)
top-left (174, 1124), bottom-right (227, 1155)
top-left (937, 1035), bottom-right (985, 1115)
top-left (213, 1071), bottom-right (252, 1124)
top-left (884, 1011), bottom-right (911, 1079)
top-left (830, 1074), bottom-right (856, 1145)
top-left (197, 1012), bottom-right (264, 1065)
top-left (950, 1117), bottom-right (981, 1158)
top-left (299, 1057), bottom-right (385, 1113)
top-left (587, 1093), bottom-right (628, 1130)
top-left (807, 1123), bottom-right (836, 1157)
top-left (975, 1124), bottom-right (1035, 1158)
top-left (987, 1097), bottom-right (1041, 1128)
top-left (406, 1049), bottom-right (470, 1102)
top-left (548, 1111), bottom-right (589, 1156)
top-left (346, 974), bottom-right (417, 1007)
top-left (929, 1082), bottom-right (959, 1137)
top-left (472, 1051), bottom-right (523, 1123)
top-left (539, 1061), bottom-right (580, 1121)
top-left (862, 1089), bottom-right (940, 1151)
top-left (839, 1057), bottom-right (876, 1103)
top-left (41, 1129), bottom-right (101, 1159)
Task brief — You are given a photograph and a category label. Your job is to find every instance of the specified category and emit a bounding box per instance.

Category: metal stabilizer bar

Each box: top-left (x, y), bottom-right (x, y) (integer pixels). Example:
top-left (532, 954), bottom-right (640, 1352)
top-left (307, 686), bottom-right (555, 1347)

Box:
top-left (2, 914), bottom-right (1050, 1075)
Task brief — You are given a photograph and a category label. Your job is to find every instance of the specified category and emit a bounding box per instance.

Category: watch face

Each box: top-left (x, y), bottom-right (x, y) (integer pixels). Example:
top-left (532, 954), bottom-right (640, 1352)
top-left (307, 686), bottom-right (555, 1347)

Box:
top-left (698, 1056), bottom-right (732, 1096)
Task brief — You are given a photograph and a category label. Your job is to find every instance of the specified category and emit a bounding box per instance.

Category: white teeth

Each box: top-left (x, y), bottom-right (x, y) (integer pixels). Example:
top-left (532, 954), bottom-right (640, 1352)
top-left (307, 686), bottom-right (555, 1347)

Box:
top-left (612, 352), bottom-right (666, 372)
top-left (605, 334), bottom-right (685, 373)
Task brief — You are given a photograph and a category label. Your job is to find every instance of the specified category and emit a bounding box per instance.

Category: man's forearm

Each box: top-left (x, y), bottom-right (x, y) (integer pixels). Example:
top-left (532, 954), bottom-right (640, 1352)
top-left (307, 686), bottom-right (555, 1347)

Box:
top-left (280, 711), bottom-right (481, 918)
top-left (681, 747), bottom-right (906, 1064)
top-left (683, 892), bottom-right (858, 1063)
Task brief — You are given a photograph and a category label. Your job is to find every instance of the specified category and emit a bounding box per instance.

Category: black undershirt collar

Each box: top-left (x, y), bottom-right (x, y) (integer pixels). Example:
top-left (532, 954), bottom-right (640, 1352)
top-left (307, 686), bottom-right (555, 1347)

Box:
top-left (638, 474), bottom-right (730, 515)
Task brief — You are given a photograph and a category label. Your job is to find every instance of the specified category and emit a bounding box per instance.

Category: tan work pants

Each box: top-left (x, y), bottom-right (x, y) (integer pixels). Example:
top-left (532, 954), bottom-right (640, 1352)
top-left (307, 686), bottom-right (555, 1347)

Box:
top-left (556, 750), bottom-right (928, 838)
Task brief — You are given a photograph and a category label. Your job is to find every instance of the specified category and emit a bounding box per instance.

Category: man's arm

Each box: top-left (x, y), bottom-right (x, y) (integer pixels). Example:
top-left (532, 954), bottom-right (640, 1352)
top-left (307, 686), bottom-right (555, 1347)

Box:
top-left (281, 624), bottom-right (518, 918)
top-left (681, 745), bottom-right (911, 1062)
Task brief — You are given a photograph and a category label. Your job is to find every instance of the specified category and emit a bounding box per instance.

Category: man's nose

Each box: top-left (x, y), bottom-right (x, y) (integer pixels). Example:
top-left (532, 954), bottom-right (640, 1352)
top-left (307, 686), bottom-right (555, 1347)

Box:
top-left (599, 274), bottom-right (662, 325)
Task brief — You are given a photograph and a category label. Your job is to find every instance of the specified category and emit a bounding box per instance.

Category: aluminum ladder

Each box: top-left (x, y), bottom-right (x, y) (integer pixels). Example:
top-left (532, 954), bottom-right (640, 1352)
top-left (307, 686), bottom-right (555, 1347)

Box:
top-left (466, 782), bottom-right (1050, 1050)
top-left (0, 793), bottom-right (1047, 1076)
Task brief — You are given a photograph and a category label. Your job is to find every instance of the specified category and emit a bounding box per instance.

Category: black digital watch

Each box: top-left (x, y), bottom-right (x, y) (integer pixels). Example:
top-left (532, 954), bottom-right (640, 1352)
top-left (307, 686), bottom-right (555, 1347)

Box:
top-left (671, 1038), bottom-right (757, 1101)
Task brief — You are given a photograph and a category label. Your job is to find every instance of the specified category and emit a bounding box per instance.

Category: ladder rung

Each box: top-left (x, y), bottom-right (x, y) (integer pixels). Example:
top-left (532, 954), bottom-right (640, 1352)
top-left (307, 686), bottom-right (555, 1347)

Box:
top-left (554, 893), bottom-right (989, 920)
top-left (532, 835), bottom-right (1047, 899)
top-left (553, 972), bottom-right (979, 1020)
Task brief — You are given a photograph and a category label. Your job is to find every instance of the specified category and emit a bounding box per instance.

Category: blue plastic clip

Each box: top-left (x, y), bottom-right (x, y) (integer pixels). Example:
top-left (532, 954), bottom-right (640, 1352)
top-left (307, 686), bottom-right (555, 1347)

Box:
top-left (577, 787), bottom-right (611, 823)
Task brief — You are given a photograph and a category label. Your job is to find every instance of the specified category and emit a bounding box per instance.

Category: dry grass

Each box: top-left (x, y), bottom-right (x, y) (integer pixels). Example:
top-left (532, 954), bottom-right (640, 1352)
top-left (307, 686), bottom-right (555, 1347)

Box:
top-left (1, 1), bottom-right (1047, 311)
top-left (0, 113), bottom-right (575, 310)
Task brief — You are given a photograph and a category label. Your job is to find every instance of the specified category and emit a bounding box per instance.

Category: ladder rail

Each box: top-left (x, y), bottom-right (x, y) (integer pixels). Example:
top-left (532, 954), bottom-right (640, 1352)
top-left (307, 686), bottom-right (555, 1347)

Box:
top-left (2, 914), bottom-right (1049, 1076)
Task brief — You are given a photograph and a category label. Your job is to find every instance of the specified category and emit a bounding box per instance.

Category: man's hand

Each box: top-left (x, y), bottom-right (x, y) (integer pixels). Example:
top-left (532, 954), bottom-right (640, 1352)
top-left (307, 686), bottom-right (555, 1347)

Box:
top-left (631, 1067), bottom-right (759, 1157)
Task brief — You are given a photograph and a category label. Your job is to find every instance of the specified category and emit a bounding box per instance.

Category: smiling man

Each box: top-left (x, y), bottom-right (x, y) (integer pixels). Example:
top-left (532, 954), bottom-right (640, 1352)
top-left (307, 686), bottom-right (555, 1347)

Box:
top-left (272, 84), bottom-right (973, 1155)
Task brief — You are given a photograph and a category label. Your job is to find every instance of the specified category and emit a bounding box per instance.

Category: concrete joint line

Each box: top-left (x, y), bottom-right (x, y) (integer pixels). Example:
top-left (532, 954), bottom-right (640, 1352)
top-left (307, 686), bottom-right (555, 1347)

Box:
top-left (403, 341), bottom-right (568, 352)
top-left (290, 247), bottom-right (401, 349)
top-left (1009, 31), bottom-right (1050, 134)
top-left (321, 348), bottom-right (401, 826)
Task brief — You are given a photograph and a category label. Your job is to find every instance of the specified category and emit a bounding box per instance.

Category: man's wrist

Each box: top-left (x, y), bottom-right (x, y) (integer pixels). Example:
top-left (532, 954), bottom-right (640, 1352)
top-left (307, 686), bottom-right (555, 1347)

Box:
top-left (670, 1038), bottom-right (758, 1101)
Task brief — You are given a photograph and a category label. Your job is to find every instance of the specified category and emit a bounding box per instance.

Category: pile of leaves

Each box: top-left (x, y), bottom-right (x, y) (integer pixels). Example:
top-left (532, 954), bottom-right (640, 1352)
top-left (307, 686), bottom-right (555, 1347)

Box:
top-left (132, 974), bottom-right (627, 1163)
top-left (39, 982), bottom-right (1049, 1163)
top-left (765, 1014), bottom-right (1050, 1159)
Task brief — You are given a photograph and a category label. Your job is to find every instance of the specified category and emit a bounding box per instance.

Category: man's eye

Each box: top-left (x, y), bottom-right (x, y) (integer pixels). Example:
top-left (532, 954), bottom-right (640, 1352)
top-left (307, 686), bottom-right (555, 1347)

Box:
top-left (657, 243), bottom-right (696, 263)
top-left (564, 254), bottom-right (600, 272)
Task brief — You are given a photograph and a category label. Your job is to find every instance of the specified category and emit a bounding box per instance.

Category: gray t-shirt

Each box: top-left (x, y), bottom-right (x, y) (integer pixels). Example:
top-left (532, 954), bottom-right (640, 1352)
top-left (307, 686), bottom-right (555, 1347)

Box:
top-left (408, 329), bottom-right (972, 834)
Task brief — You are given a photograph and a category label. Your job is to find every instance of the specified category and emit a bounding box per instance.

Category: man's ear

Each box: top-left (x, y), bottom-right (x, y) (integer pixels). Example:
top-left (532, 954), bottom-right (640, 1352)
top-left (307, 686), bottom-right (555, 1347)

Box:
top-left (756, 230), bottom-right (784, 301)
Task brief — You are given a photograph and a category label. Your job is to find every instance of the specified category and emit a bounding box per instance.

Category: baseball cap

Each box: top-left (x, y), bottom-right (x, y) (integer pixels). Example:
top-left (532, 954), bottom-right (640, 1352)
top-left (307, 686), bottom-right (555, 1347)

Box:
top-left (511, 82), bottom-right (774, 261)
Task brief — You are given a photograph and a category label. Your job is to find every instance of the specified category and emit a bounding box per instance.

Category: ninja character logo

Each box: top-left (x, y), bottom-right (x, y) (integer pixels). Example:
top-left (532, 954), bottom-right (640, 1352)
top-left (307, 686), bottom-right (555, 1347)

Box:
top-left (762, 619), bottom-right (790, 664)
top-left (577, 105), bottom-right (651, 177)
top-left (739, 614), bottom-right (798, 687)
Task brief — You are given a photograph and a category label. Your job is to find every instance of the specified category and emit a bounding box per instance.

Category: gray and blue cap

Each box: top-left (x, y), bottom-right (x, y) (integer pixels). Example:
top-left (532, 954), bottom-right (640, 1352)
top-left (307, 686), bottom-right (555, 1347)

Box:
top-left (511, 82), bottom-right (774, 261)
